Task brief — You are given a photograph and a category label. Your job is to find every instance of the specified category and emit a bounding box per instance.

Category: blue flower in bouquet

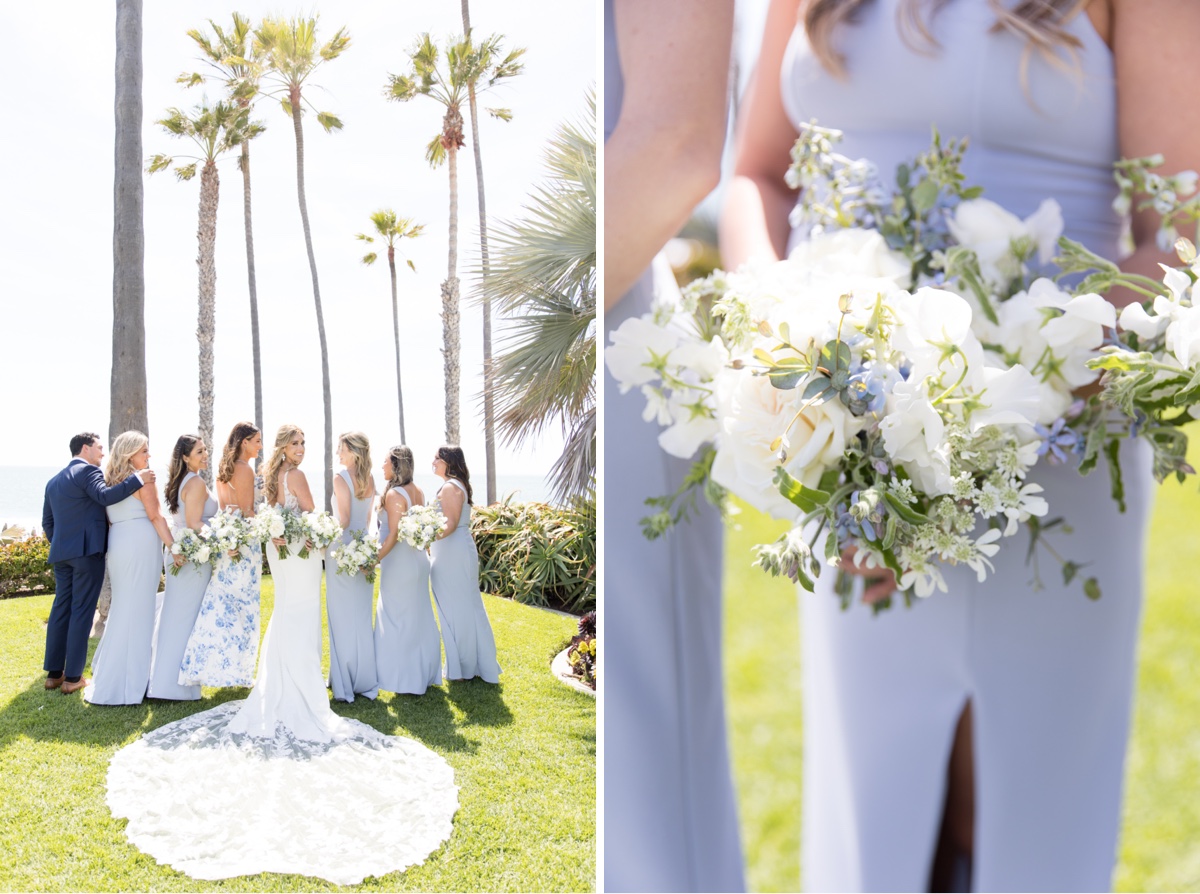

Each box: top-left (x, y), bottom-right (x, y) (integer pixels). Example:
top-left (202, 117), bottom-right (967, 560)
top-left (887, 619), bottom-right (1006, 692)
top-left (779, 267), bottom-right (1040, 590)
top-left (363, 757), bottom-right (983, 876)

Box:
top-left (1128, 410), bottom-right (1148, 439)
top-left (1034, 417), bottom-right (1080, 464)
top-left (835, 490), bottom-right (887, 543)
top-left (842, 364), bottom-right (889, 416)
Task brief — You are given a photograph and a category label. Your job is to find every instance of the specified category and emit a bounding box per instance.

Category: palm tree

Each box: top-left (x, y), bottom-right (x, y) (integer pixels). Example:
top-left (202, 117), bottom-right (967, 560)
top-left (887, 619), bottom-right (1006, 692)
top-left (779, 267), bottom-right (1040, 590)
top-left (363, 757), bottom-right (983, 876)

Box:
top-left (181, 14), bottom-right (268, 458)
top-left (255, 16), bottom-right (350, 512)
top-left (460, 2), bottom-right (525, 504)
top-left (112, 0), bottom-right (149, 443)
top-left (485, 91), bottom-right (596, 500)
top-left (356, 211), bottom-right (425, 442)
top-left (149, 100), bottom-right (255, 485)
top-left (385, 33), bottom-right (521, 448)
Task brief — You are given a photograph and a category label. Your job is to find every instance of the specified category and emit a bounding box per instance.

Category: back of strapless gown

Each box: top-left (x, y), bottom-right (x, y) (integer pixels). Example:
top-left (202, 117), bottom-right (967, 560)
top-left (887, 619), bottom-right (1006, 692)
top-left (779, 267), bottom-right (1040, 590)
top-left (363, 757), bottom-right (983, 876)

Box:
top-left (780, 3), bottom-right (1151, 890)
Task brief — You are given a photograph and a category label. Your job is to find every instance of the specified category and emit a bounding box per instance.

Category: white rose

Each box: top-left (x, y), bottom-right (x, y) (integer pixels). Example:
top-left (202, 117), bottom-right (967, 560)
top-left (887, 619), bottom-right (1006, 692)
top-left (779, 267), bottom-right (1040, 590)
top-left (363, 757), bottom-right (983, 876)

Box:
top-left (196, 546), bottom-right (211, 564)
top-left (269, 517), bottom-right (285, 538)
top-left (786, 228), bottom-right (911, 286)
top-left (711, 370), bottom-right (856, 519)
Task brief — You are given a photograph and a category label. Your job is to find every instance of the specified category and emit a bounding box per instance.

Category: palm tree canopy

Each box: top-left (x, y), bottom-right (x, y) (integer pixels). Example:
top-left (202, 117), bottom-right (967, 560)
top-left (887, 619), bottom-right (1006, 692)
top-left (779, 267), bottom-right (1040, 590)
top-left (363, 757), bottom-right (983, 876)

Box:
top-left (385, 32), bottom-right (524, 169)
top-left (483, 90), bottom-right (597, 498)
top-left (356, 209), bottom-right (424, 266)
top-left (148, 99), bottom-right (258, 179)
top-left (254, 16), bottom-right (349, 132)
top-left (182, 13), bottom-right (261, 92)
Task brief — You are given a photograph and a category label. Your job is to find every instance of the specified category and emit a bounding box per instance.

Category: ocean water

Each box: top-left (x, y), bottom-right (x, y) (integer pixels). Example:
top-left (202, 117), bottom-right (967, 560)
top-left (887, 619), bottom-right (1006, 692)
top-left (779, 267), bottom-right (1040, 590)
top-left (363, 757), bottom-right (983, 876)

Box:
top-left (0, 465), bottom-right (555, 536)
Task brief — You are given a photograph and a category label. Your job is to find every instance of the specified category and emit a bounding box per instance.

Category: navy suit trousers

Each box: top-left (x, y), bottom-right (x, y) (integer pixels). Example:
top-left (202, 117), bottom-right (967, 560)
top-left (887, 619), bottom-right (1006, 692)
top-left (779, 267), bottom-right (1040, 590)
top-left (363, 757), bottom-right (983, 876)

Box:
top-left (44, 554), bottom-right (106, 679)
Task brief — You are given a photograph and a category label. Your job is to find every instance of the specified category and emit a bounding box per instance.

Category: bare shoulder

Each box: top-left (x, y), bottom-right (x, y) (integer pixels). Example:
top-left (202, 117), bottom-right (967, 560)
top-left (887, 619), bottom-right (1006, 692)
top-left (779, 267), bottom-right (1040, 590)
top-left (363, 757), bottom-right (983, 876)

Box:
top-left (230, 461), bottom-right (254, 484)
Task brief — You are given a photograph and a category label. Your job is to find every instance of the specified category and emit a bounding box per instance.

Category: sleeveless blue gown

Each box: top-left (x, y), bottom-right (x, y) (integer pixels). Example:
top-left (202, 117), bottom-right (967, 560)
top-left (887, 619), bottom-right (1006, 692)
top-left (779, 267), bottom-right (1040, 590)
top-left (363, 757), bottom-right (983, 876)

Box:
top-left (603, 0), bottom-right (746, 889)
top-left (325, 470), bottom-right (379, 702)
top-left (780, 4), bottom-right (1151, 890)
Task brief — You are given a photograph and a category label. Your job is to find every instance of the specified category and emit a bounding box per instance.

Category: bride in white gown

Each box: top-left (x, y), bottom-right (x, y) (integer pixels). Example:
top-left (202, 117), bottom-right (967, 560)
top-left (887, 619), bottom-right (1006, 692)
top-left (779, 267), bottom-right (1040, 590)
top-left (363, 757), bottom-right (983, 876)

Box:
top-left (106, 424), bottom-right (458, 885)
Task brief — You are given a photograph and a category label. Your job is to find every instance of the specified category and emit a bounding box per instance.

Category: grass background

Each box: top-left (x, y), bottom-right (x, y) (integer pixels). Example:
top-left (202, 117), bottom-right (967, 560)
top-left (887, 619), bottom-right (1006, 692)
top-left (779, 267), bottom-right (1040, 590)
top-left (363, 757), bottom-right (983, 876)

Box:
top-left (724, 432), bottom-right (1200, 892)
top-left (0, 579), bottom-right (595, 892)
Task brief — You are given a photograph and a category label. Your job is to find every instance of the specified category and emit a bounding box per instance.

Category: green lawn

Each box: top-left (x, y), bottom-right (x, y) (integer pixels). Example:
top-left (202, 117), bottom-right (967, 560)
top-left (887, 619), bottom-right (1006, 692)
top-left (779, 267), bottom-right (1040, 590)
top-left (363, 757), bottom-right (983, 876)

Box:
top-left (724, 435), bottom-right (1200, 892)
top-left (0, 579), bottom-right (595, 892)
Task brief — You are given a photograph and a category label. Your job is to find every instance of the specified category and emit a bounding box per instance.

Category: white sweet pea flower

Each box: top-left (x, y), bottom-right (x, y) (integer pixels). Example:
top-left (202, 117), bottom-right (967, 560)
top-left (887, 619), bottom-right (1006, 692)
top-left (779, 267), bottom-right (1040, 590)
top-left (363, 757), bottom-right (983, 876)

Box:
top-left (948, 198), bottom-right (1063, 286)
top-left (1119, 302), bottom-right (1170, 341)
top-left (658, 389), bottom-right (720, 460)
top-left (604, 317), bottom-right (681, 392)
top-left (1166, 304), bottom-right (1200, 368)
top-left (880, 378), bottom-right (953, 496)
top-left (968, 365), bottom-right (1042, 431)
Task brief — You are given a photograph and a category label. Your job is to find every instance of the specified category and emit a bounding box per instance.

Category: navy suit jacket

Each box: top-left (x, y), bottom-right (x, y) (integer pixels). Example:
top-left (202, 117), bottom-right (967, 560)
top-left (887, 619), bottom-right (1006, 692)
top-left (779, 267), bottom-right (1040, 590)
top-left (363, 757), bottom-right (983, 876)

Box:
top-left (42, 459), bottom-right (144, 564)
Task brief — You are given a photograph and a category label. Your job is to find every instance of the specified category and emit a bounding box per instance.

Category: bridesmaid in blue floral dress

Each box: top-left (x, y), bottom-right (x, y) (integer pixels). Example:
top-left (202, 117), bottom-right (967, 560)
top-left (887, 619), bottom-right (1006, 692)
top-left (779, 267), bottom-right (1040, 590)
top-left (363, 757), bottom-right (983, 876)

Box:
top-left (374, 446), bottom-right (442, 696)
top-left (428, 446), bottom-right (500, 683)
top-left (85, 431), bottom-right (173, 705)
top-left (179, 422), bottom-right (264, 688)
top-left (148, 434), bottom-right (217, 700)
top-left (325, 432), bottom-right (379, 702)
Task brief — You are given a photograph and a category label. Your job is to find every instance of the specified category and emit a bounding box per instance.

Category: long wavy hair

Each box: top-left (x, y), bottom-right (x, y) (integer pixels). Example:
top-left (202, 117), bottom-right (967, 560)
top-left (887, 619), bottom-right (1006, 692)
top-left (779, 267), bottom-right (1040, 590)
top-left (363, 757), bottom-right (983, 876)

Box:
top-left (381, 445), bottom-right (414, 506)
top-left (263, 424), bottom-right (304, 506)
top-left (165, 433), bottom-right (203, 514)
top-left (105, 431), bottom-right (149, 487)
top-left (437, 445), bottom-right (473, 505)
top-left (338, 431), bottom-right (375, 500)
top-left (804, 0), bottom-right (1089, 77)
top-left (217, 421), bottom-right (259, 484)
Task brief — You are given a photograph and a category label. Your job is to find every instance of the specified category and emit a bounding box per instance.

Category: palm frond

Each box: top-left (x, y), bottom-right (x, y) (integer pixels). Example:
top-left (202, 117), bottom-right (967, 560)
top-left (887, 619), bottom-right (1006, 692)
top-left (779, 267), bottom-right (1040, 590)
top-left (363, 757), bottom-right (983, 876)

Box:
top-left (316, 111), bottom-right (343, 133)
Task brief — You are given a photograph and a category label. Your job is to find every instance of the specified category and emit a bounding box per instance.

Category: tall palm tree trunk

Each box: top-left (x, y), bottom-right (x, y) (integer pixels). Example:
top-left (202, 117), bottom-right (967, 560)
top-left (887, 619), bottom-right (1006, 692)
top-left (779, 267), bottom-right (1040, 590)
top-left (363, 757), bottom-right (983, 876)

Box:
top-left (112, 0), bottom-right (148, 443)
top-left (461, 0), bottom-right (497, 504)
top-left (387, 245), bottom-right (406, 442)
top-left (442, 123), bottom-right (462, 445)
top-left (288, 83), bottom-right (334, 511)
top-left (197, 160), bottom-right (219, 485)
top-left (240, 140), bottom-right (264, 462)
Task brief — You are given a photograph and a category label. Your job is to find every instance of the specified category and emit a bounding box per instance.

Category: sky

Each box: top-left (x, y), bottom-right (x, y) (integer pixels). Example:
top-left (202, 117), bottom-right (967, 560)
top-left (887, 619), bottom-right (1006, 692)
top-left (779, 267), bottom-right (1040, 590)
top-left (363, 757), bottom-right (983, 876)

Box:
top-left (0, 1), bottom-right (597, 505)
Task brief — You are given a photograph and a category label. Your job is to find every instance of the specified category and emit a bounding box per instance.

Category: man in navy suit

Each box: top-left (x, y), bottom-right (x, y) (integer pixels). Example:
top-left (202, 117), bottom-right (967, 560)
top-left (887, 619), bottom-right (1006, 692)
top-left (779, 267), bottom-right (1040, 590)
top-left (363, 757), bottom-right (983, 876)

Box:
top-left (41, 432), bottom-right (155, 694)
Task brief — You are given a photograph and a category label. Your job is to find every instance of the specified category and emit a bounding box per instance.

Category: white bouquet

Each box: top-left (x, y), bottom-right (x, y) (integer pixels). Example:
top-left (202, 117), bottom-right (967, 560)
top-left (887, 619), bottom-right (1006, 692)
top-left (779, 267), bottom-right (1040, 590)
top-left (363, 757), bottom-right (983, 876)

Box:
top-left (168, 524), bottom-right (212, 575)
top-left (207, 508), bottom-right (252, 564)
top-left (333, 530), bottom-right (380, 584)
top-left (300, 510), bottom-right (343, 558)
top-left (251, 503), bottom-right (305, 559)
top-left (397, 504), bottom-right (448, 551)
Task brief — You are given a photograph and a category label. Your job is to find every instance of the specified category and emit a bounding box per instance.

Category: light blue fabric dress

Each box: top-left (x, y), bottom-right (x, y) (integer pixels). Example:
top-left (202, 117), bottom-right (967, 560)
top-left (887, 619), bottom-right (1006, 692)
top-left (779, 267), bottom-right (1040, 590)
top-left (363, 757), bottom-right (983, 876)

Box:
top-left (178, 507), bottom-right (262, 689)
top-left (603, 0), bottom-right (746, 889)
top-left (325, 470), bottom-right (379, 702)
top-left (374, 487), bottom-right (443, 695)
top-left (780, 4), bottom-right (1152, 891)
top-left (85, 487), bottom-right (161, 705)
top-left (148, 472), bottom-right (216, 700)
top-left (428, 480), bottom-right (500, 683)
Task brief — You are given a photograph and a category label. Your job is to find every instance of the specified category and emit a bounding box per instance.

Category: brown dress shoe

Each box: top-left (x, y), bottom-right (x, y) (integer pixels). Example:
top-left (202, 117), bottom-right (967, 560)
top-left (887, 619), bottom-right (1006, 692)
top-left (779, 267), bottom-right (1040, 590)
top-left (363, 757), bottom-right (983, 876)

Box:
top-left (44, 676), bottom-right (64, 690)
top-left (61, 678), bottom-right (90, 695)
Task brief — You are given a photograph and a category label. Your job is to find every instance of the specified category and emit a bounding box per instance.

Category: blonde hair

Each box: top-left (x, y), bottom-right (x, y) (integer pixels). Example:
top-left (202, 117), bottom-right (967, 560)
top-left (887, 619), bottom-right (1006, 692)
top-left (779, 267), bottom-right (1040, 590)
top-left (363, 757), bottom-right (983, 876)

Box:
top-left (381, 445), bottom-right (414, 506)
top-left (217, 421), bottom-right (259, 483)
top-left (338, 431), bottom-right (375, 500)
top-left (263, 424), bottom-right (304, 506)
top-left (804, 0), bottom-right (1087, 78)
top-left (105, 431), bottom-right (149, 487)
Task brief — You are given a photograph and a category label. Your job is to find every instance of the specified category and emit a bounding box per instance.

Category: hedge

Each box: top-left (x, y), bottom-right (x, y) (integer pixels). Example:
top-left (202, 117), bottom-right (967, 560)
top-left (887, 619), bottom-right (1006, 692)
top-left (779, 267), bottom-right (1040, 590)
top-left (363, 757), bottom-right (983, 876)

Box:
top-left (0, 536), bottom-right (54, 598)
top-left (473, 493), bottom-right (596, 613)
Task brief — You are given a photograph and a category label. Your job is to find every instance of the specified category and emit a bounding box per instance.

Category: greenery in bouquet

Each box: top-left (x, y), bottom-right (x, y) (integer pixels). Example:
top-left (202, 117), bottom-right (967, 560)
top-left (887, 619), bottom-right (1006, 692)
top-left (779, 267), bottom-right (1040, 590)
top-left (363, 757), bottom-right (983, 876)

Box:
top-left (607, 122), bottom-right (1200, 608)
top-left (206, 508), bottom-right (251, 564)
top-left (398, 504), bottom-right (448, 552)
top-left (334, 530), bottom-right (380, 584)
top-left (167, 525), bottom-right (213, 576)
top-left (252, 503), bottom-right (304, 559)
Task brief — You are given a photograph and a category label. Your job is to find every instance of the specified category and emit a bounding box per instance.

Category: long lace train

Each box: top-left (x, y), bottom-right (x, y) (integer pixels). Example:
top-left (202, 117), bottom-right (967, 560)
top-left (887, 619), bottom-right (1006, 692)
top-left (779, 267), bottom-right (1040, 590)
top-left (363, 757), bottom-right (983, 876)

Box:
top-left (106, 701), bottom-right (458, 884)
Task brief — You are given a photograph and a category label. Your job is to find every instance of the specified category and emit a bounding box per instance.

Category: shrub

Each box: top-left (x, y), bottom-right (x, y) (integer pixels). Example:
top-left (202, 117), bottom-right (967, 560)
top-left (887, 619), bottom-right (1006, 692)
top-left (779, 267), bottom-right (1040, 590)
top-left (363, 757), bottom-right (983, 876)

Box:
top-left (0, 536), bottom-right (54, 598)
top-left (473, 491), bottom-right (596, 613)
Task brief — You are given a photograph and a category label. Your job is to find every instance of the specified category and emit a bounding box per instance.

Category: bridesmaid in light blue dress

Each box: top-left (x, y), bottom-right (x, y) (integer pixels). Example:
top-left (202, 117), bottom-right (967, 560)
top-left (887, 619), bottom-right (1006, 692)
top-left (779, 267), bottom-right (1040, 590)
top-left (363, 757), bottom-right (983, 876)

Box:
top-left (721, 1), bottom-right (1197, 889)
top-left (374, 446), bottom-right (442, 696)
top-left (148, 434), bottom-right (216, 700)
top-left (325, 432), bottom-right (379, 702)
top-left (86, 431), bottom-right (173, 705)
top-left (428, 446), bottom-right (500, 684)
top-left (178, 422), bottom-right (264, 689)
top-left (603, 1), bottom-right (745, 890)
